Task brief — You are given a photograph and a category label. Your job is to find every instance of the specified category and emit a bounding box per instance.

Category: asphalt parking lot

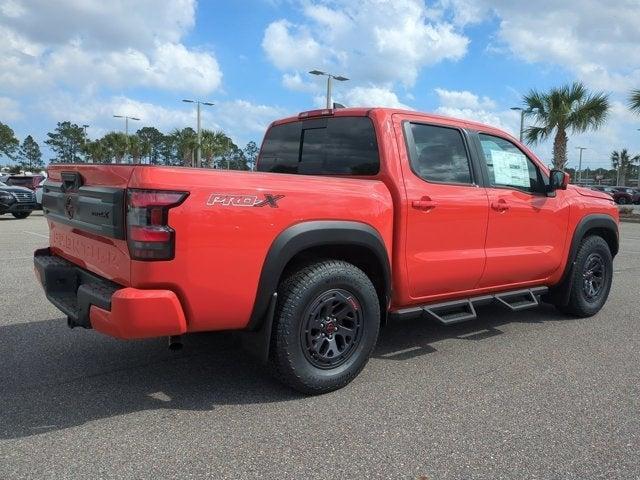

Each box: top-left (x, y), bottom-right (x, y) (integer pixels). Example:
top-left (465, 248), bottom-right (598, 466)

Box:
top-left (1, 212), bottom-right (639, 479)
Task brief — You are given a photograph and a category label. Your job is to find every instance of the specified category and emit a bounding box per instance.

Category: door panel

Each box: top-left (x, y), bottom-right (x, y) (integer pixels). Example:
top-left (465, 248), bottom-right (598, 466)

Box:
top-left (480, 188), bottom-right (569, 287)
top-left (476, 133), bottom-right (569, 287)
top-left (398, 119), bottom-right (489, 299)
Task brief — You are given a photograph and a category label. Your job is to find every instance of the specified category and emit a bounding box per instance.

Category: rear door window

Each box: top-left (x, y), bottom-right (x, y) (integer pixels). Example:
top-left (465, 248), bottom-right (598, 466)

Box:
top-left (258, 117), bottom-right (379, 175)
top-left (404, 123), bottom-right (474, 184)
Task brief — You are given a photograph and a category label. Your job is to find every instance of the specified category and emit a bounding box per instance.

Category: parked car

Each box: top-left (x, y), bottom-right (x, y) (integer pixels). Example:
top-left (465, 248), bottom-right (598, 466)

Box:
top-left (34, 107), bottom-right (619, 394)
top-left (590, 185), bottom-right (633, 204)
top-left (0, 181), bottom-right (37, 218)
top-left (5, 174), bottom-right (46, 191)
top-left (613, 187), bottom-right (640, 204)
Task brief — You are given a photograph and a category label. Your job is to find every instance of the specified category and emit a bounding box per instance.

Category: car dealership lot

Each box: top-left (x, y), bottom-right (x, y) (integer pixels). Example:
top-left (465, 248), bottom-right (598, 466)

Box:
top-left (1, 212), bottom-right (639, 479)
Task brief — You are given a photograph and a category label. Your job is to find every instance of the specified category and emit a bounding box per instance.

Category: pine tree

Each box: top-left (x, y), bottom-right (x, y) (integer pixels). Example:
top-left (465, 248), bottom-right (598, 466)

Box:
top-left (18, 135), bottom-right (44, 171)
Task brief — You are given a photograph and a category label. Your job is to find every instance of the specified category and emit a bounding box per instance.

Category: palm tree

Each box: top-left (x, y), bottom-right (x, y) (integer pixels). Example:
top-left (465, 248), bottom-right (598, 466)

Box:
top-left (611, 149), bottom-right (633, 186)
top-left (127, 135), bottom-right (149, 164)
top-left (201, 129), bottom-right (234, 168)
top-left (522, 82), bottom-right (610, 169)
top-left (169, 128), bottom-right (198, 166)
top-left (101, 132), bottom-right (128, 164)
top-left (630, 89), bottom-right (640, 115)
top-left (82, 139), bottom-right (107, 164)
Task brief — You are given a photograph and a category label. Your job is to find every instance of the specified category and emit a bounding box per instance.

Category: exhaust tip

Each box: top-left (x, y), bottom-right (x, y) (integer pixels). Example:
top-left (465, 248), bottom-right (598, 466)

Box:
top-left (168, 335), bottom-right (183, 351)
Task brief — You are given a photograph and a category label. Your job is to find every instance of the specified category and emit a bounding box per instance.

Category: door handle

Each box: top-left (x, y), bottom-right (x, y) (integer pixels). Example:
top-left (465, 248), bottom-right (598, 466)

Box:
top-left (412, 197), bottom-right (438, 210)
top-left (491, 199), bottom-right (510, 212)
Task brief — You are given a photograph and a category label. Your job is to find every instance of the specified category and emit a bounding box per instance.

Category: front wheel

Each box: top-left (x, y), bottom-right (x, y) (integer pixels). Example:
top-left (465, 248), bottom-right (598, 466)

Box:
top-left (12, 212), bottom-right (31, 219)
top-left (617, 197), bottom-right (628, 205)
top-left (270, 260), bottom-right (380, 395)
top-left (556, 236), bottom-right (613, 317)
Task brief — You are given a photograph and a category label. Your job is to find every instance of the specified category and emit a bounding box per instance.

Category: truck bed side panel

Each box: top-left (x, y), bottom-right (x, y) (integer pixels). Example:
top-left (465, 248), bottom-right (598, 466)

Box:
top-left (127, 167), bottom-right (394, 331)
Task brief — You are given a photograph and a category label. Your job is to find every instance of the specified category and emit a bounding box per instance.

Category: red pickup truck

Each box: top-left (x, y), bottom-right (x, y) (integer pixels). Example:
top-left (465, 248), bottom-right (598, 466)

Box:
top-left (35, 107), bottom-right (619, 394)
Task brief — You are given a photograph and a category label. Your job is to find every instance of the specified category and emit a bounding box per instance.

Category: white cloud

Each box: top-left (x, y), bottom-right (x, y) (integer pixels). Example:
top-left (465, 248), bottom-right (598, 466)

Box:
top-left (435, 88), bottom-right (496, 110)
top-left (262, 20), bottom-right (324, 71)
top-left (433, 88), bottom-right (520, 138)
top-left (39, 94), bottom-right (284, 146)
top-left (0, 0), bottom-right (221, 95)
top-left (440, 0), bottom-right (640, 94)
top-left (0, 96), bottom-right (21, 121)
top-left (262, 0), bottom-right (469, 88)
top-left (340, 86), bottom-right (412, 109)
top-left (282, 72), bottom-right (317, 92)
top-left (0, 0), bottom-right (195, 51)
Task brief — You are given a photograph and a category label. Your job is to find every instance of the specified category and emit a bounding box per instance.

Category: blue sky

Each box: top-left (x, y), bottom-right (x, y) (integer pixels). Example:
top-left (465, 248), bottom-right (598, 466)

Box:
top-left (1, 0), bottom-right (639, 169)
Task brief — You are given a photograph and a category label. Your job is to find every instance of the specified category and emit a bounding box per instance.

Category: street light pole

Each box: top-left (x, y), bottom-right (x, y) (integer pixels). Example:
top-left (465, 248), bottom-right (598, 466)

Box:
top-left (510, 107), bottom-right (525, 142)
top-left (576, 147), bottom-right (587, 184)
top-left (309, 70), bottom-right (349, 109)
top-left (182, 99), bottom-right (214, 168)
top-left (637, 129), bottom-right (640, 188)
top-left (113, 115), bottom-right (140, 163)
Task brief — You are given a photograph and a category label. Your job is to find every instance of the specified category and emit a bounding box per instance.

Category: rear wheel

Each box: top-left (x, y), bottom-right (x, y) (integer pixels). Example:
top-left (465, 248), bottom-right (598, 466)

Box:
top-left (618, 197), bottom-right (628, 205)
top-left (12, 212), bottom-right (31, 219)
top-left (556, 236), bottom-right (613, 317)
top-left (270, 260), bottom-right (380, 394)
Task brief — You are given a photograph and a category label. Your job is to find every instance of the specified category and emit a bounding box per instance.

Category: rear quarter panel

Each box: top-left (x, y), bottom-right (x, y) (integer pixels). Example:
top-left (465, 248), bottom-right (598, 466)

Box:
top-left (128, 167), bottom-right (394, 331)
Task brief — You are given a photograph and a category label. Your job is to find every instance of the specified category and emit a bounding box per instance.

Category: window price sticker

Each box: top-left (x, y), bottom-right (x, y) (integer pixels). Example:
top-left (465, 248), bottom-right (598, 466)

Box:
top-left (490, 150), bottom-right (529, 187)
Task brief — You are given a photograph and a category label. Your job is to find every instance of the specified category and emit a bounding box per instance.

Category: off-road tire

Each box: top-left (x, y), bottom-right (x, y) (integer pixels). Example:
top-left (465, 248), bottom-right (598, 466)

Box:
top-left (556, 235), bottom-right (613, 317)
top-left (270, 260), bottom-right (380, 395)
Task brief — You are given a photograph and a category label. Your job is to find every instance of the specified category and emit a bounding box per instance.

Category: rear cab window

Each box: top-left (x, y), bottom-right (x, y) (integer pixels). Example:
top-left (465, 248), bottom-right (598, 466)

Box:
top-left (258, 116), bottom-right (379, 175)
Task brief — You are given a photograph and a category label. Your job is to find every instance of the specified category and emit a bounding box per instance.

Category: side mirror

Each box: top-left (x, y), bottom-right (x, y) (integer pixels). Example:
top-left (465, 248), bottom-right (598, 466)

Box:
top-left (549, 169), bottom-right (569, 192)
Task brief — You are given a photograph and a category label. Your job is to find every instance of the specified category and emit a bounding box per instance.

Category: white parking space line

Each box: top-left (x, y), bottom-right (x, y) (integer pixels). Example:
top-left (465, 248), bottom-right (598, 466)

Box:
top-left (22, 231), bottom-right (48, 239)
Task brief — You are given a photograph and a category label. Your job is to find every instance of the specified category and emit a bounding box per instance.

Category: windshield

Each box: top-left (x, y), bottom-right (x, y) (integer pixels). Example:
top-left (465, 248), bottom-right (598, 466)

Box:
top-left (6, 177), bottom-right (34, 187)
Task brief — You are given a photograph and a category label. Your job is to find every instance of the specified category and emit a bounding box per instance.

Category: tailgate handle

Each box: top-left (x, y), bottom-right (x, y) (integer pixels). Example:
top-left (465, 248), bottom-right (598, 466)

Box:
top-left (61, 172), bottom-right (83, 193)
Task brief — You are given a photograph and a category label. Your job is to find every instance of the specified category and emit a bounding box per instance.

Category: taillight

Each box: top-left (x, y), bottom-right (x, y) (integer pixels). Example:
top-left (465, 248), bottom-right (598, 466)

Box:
top-left (126, 189), bottom-right (188, 261)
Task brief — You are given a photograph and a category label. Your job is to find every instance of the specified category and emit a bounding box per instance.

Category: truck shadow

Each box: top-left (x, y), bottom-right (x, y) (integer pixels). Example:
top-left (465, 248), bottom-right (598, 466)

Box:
top-left (0, 303), bottom-right (569, 440)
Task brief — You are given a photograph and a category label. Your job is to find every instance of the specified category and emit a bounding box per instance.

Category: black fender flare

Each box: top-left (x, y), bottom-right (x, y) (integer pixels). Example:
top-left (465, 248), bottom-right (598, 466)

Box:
top-left (545, 213), bottom-right (618, 305)
top-left (247, 220), bottom-right (391, 331)
top-left (239, 220), bottom-right (391, 362)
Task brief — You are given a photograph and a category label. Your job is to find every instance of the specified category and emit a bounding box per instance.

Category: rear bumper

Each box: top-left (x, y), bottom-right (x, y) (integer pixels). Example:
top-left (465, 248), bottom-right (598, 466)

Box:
top-left (34, 248), bottom-right (187, 339)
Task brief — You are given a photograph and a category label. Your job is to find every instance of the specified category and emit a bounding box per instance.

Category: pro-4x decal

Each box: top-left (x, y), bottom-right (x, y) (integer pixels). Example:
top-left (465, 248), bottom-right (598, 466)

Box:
top-left (207, 193), bottom-right (285, 208)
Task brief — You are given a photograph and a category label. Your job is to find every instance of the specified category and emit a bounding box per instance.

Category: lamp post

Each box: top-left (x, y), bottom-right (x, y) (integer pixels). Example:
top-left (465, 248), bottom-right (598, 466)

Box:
top-left (309, 70), bottom-right (349, 109)
top-left (113, 115), bottom-right (140, 163)
top-left (182, 99), bottom-right (215, 168)
top-left (576, 147), bottom-right (587, 184)
top-left (510, 107), bottom-right (525, 142)
top-left (82, 124), bottom-right (90, 138)
top-left (637, 129), bottom-right (640, 188)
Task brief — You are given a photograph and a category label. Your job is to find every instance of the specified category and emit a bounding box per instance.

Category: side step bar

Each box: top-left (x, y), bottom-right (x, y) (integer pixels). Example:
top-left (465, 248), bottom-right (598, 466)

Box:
top-left (391, 287), bottom-right (548, 326)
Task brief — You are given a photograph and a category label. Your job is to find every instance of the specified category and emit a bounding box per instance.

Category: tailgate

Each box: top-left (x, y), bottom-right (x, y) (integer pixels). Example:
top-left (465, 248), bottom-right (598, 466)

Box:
top-left (43, 165), bottom-right (136, 286)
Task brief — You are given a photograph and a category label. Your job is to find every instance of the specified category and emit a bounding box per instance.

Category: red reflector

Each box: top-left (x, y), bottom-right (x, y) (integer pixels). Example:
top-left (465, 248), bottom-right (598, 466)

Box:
top-left (149, 206), bottom-right (163, 225)
top-left (129, 226), bottom-right (171, 242)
